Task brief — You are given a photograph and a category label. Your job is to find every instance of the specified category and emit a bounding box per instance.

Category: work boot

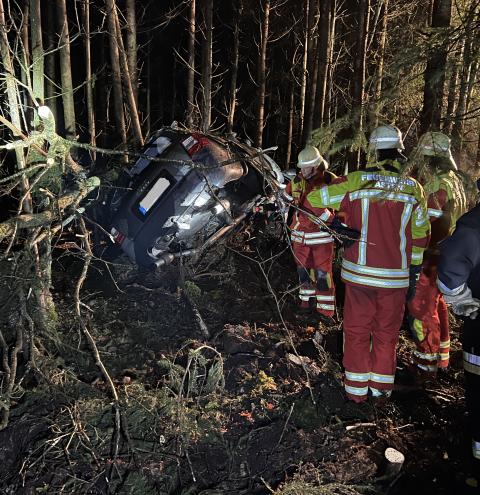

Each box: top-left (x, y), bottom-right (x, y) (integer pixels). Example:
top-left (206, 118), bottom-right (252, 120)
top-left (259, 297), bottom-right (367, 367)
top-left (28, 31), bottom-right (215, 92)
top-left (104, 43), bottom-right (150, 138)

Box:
top-left (406, 363), bottom-right (437, 388)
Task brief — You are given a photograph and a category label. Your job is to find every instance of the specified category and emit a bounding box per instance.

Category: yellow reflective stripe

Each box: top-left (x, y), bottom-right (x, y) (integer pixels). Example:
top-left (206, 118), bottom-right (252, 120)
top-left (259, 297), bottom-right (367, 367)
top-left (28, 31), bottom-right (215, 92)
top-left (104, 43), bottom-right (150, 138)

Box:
top-left (316, 295), bottom-right (335, 301)
top-left (412, 319), bottom-right (425, 341)
top-left (411, 250), bottom-right (424, 262)
top-left (320, 187), bottom-right (329, 205)
top-left (427, 208), bottom-right (443, 218)
top-left (349, 189), bottom-right (417, 204)
top-left (400, 202), bottom-right (413, 270)
top-left (304, 238), bottom-right (333, 245)
top-left (345, 371), bottom-right (370, 382)
top-left (341, 269), bottom-right (409, 288)
top-left (439, 353), bottom-right (449, 360)
top-left (342, 260), bottom-right (408, 277)
top-left (439, 340), bottom-right (450, 349)
top-left (370, 373), bottom-right (395, 384)
top-left (317, 304), bottom-right (335, 311)
top-left (320, 210), bottom-right (332, 221)
top-left (411, 319), bottom-right (425, 342)
top-left (358, 198), bottom-right (369, 265)
top-left (303, 231), bottom-right (332, 238)
top-left (415, 206), bottom-right (429, 227)
top-left (345, 385), bottom-right (368, 396)
top-left (330, 194), bottom-right (345, 203)
top-left (414, 351), bottom-right (438, 362)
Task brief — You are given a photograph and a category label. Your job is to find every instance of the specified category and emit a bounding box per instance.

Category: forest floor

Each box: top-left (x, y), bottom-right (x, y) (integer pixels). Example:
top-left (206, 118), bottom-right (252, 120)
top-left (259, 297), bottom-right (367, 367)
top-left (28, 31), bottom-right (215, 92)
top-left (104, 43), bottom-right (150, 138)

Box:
top-left (0, 226), bottom-right (474, 495)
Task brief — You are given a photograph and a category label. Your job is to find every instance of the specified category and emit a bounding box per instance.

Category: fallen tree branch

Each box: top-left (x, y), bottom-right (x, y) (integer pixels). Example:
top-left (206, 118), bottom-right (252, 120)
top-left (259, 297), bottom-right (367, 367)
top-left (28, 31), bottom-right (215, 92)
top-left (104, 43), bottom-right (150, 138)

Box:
top-left (0, 114), bottom-right (84, 175)
top-left (75, 218), bottom-right (122, 491)
top-left (0, 177), bottom-right (100, 241)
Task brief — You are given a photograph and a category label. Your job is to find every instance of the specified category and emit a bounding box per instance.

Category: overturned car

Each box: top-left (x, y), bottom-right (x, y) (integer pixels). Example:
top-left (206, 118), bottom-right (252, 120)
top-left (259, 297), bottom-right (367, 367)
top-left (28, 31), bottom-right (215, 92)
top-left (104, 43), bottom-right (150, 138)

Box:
top-left (108, 127), bottom-right (286, 267)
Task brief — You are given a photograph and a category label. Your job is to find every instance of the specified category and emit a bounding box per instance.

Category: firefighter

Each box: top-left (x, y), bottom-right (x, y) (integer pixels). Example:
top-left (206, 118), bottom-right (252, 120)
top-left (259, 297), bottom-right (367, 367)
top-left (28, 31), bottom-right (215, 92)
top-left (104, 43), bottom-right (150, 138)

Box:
top-left (305, 125), bottom-right (430, 402)
top-left (407, 132), bottom-right (467, 378)
top-left (283, 145), bottom-right (337, 320)
top-left (437, 205), bottom-right (480, 488)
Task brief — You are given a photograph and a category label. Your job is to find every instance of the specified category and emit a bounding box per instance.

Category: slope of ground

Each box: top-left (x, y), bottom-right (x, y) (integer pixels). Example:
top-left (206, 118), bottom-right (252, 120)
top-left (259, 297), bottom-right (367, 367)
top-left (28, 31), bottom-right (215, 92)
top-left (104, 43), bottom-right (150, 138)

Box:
top-left (0, 230), bottom-right (472, 494)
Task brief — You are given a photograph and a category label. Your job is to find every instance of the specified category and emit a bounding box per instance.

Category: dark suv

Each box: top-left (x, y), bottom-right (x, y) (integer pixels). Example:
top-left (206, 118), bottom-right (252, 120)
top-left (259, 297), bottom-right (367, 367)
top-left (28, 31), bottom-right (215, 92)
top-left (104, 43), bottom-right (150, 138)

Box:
top-left (108, 127), bottom-right (285, 267)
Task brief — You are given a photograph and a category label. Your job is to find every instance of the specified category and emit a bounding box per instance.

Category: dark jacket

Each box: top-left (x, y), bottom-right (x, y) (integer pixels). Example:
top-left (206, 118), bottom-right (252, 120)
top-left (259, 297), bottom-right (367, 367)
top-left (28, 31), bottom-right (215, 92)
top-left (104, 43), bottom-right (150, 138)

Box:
top-left (438, 204), bottom-right (480, 298)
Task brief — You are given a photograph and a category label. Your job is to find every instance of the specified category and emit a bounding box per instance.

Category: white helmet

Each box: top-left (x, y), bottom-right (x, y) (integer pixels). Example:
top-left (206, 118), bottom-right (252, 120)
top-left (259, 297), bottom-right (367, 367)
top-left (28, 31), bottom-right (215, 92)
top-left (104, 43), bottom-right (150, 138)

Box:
top-left (416, 132), bottom-right (457, 170)
top-left (297, 145), bottom-right (328, 170)
top-left (368, 125), bottom-right (404, 151)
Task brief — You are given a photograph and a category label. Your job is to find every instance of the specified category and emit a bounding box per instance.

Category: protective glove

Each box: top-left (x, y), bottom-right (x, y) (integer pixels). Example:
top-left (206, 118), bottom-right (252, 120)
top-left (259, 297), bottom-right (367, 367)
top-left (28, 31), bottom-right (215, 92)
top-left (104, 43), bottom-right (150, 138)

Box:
top-left (443, 286), bottom-right (480, 320)
top-left (328, 217), bottom-right (360, 248)
top-left (406, 265), bottom-right (422, 302)
top-left (452, 303), bottom-right (479, 320)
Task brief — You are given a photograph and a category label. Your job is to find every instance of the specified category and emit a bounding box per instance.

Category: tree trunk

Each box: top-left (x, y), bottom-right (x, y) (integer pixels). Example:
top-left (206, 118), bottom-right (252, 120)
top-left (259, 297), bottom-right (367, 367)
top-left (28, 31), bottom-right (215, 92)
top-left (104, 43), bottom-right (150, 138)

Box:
top-left (82, 0), bottom-right (96, 160)
top-left (146, 47), bottom-right (151, 136)
top-left (285, 80), bottom-right (295, 168)
top-left (30, 0), bottom-right (44, 105)
top-left (125, 0), bottom-right (138, 104)
top-left (0, 0), bottom-right (31, 211)
top-left (57, 0), bottom-right (76, 141)
top-left (303, 0), bottom-right (320, 143)
top-left (104, 0), bottom-right (127, 146)
top-left (0, 0), bottom-right (56, 345)
top-left (373, 0), bottom-right (388, 125)
top-left (227, 0), bottom-right (242, 133)
top-left (19, 1), bottom-right (31, 120)
top-left (476, 117), bottom-right (480, 168)
top-left (451, 5), bottom-right (479, 153)
top-left (349, 0), bottom-right (370, 171)
top-left (201, 0), bottom-right (213, 132)
top-left (451, 36), bottom-right (472, 152)
top-left (420, 0), bottom-right (452, 133)
top-left (112, 3), bottom-right (143, 146)
top-left (465, 59), bottom-right (478, 116)
top-left (298, 0), bottom-right (311, 143)
top-left (313, 0), bottom-right (331, 129)
top-left (255, 0), bottom-right (270, 148)
top-left (443, 57), bottom-right (460, 134)
top-left (45, 1), bottom-right (57, 119)
top-left (325, 0), bottom-right (337, 124)
top-left (186, 0), bottom-right (196, 127)
top-left (96, 30), bottom-right (108, 148)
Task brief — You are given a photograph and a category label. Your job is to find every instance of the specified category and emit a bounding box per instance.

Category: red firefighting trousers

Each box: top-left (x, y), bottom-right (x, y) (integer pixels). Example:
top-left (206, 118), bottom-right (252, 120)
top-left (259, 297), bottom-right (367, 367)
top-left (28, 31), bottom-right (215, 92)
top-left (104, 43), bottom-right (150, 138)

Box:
top-left (292, 240), bottom-right (335, 317)
top-left (343, 284), bottom-right (407, 402)
top-left (408, 256), bottom-right (450, 373)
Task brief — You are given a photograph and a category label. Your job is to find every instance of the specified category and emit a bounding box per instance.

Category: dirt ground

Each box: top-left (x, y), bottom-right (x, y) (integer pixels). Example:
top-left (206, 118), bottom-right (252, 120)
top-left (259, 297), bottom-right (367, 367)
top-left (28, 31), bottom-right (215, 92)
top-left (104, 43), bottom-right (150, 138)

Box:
top-left (0, 229), bottom-right (474, 495)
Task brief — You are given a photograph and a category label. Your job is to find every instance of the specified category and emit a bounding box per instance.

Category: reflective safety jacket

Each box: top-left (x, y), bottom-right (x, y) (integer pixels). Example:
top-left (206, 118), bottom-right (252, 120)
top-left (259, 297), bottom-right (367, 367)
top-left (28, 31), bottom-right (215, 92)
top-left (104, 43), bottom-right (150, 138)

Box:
top-left (424, 171), bottom-right (467, 252)
top-left (306, 160), bottom-right (431, 289)
top-left (438, 204), bottom-right (480, 299)
top-left (284, 170), bottom-right (336, 246)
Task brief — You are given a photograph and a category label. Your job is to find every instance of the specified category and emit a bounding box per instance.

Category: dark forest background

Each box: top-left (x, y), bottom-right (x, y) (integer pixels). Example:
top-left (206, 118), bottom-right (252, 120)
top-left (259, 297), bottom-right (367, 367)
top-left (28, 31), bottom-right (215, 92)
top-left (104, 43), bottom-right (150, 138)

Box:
top-left (2, 0), bottom-right (480, 173)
